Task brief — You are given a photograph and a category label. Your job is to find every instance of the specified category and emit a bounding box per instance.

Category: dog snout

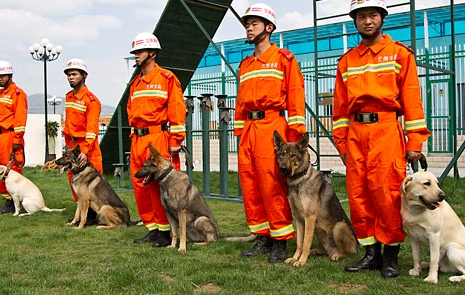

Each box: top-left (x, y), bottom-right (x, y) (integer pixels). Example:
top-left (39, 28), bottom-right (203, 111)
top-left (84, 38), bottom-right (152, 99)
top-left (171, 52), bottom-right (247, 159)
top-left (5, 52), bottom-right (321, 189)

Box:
top-left (438, 191), bottom-right (446, 202)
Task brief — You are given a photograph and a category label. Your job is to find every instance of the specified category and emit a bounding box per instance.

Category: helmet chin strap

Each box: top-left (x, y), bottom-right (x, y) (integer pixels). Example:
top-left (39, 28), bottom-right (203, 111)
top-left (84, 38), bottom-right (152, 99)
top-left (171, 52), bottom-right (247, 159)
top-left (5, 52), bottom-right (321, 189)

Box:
top-left (133, 53), bottom-right (155, 68)
top-left (245, 28), bottom-right (268, 45)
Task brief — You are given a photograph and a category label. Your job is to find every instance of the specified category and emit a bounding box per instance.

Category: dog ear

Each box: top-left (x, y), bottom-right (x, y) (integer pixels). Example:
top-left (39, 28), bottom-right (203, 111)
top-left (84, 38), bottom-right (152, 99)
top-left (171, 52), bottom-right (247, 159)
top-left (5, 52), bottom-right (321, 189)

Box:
top-left (148, 144), bottom-right (159, 159)
top-left (74, 145), bottom-right (81, 156)
top-left (273, 130), bottom-right (286, 150)
top-left (297, 133), bottom-right (309, 151)
top-left (400, 175), bottom-right (413, 194)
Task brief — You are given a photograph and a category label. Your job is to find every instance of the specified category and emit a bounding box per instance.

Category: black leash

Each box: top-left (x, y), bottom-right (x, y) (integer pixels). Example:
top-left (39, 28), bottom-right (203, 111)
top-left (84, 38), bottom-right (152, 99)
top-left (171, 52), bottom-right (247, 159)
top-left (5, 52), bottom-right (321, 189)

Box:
top-left (307, 144), bottom-right (320, 167)
top-left (406, 153), bottom-right (428, 171)
top-left (4, 147), bottom-right (20, 177)
top-left (180, 145), bottom-right (194, 170)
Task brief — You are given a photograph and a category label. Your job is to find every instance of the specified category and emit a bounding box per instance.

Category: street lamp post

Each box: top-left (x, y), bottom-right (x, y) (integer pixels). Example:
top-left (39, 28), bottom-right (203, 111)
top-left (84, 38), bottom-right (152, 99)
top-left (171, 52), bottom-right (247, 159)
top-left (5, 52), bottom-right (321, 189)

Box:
top-left (48, 95), bottom-right (62, 114)
top-left (29, 38), bottom-right (62, 163)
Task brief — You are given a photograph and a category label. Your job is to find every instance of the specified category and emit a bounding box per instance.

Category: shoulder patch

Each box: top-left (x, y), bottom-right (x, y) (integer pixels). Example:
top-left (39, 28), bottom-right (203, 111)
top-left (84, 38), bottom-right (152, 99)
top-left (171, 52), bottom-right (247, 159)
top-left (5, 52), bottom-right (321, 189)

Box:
top-left (395, 41), bottom-right (414, 53)
top-left (86, 92), bottom-right (95, 101)
top-left (337, 48), bottom-right (354, 61)
top-left (161, 70), bottom-right (173, 79)
top-left (279, 48), bottom-right (294, 60)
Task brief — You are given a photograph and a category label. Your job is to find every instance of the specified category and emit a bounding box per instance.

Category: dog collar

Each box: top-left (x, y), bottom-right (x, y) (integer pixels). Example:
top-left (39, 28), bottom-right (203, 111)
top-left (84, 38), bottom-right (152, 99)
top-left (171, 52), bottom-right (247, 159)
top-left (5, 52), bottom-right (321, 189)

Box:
top-left (155, 165), bottom-right (174, 181)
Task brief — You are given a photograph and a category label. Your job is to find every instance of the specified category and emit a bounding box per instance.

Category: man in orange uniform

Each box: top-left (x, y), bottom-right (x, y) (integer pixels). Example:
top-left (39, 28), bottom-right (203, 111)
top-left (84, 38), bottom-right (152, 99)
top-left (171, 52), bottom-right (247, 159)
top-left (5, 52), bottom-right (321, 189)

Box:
top-left (0, 61), bottom-right (27, 214)
top-left (234, 3), bottom-right (306, 263)
top-left (333, 0), bottom-right (431, 278)
top-left (63, 58), bottom-right (103, 225)
top-left (127, 32), bottom-right (186, 247)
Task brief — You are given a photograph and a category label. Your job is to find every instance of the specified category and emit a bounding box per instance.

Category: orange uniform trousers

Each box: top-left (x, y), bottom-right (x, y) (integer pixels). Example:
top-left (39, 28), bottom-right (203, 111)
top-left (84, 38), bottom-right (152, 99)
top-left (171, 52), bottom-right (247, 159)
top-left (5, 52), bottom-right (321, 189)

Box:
top-left (129, 128), bottom-right (180, 232)
top-left (238, 113), bottom-right (294, 240)
top-left (66, 138), bottom-right (103, 202)
top-left (345, 112), bottom-right (407, 246)
top-left (0, 129), bottom-right (25, 196)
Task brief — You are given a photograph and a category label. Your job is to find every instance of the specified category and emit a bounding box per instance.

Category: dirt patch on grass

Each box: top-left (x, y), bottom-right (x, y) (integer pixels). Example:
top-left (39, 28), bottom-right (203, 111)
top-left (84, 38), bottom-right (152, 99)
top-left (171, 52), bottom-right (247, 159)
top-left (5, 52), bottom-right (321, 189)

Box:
top-left (328, 283), bottom-right (366, 293)
top-left (193, 282), bottom-right (223, 293)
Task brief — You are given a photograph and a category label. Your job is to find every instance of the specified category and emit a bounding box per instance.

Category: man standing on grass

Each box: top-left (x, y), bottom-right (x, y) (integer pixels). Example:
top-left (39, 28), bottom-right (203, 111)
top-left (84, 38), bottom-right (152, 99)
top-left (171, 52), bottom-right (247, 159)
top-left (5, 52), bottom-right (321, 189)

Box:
top-left (0, 60), bottom-right (27, 214)
top-left (233, 3), bottom-right (307, 263)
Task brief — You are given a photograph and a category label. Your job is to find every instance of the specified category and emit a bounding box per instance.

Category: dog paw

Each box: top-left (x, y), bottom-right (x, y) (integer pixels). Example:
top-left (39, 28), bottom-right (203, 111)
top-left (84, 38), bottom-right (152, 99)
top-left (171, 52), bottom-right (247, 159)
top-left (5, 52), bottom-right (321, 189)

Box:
top-left (408, 269), bottom-right (421, 276)
top-left (449, 275), bottom-right (465, 283)
top-left (285, 258), bottom-right (296, 264)
top-left (292, 260), bottom-right (307, 267)
top-left (424, 276), bottom-right (438, 284)
top-left (178, 247), bottom-right (187, 253)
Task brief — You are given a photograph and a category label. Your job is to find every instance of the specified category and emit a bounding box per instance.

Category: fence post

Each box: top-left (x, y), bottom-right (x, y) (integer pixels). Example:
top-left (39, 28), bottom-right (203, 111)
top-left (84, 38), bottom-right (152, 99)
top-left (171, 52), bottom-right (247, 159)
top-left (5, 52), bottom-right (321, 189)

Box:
top-left (184, 95), bottom-right (196, 180)
top-left (216, 94), bottom-right (232, 198)
top-left (198, 93), bottom-right (213, 196)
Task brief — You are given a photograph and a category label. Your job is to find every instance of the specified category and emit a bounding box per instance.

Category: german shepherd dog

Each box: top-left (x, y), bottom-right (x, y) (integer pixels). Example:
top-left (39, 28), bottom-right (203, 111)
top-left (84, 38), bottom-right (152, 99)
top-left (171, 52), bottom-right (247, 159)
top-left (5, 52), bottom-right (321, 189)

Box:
top-left (134, 144), bottom-right (219, 253)
top-left (55, 145), bottom-right (135, 230)
top-left (273, 131), bottom-right (358, 266)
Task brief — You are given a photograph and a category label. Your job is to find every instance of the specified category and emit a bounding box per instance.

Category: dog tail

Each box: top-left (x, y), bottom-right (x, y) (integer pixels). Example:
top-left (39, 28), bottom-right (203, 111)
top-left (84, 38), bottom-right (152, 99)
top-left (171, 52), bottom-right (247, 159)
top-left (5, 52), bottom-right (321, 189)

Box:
top-left (224, 234), bottom-right (257, 242)
top-left (41, 207), bottom-right (66, 212)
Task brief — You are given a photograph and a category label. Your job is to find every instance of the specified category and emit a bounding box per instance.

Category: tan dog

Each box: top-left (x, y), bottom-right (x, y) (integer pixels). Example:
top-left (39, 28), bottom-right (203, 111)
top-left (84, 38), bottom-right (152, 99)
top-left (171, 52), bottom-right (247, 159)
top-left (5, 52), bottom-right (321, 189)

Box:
top-left (55, 145), bottom-right (136, 229)
top-left (401, 171), bottom-right (465, 283)
top-left (273, 131), bottom-right (358, 267)
top-left (134, 144), bottom-right (219, 253)
top-left (0, 165), bottom-right (65, 216)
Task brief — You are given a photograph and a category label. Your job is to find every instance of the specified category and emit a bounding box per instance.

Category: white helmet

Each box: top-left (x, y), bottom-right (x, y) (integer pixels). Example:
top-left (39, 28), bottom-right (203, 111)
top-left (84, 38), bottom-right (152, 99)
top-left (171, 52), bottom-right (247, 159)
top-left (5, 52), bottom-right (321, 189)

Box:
top-left (0, 61), bottom-right (13, 75)
top-left (130, 32), bottom-right (161, 54)
top-left (64, 58), bottom-right (88, 75)
top-left (349, 0), bottom-right (388, 19)
top-left (240, 3), bottom-right (277, 29)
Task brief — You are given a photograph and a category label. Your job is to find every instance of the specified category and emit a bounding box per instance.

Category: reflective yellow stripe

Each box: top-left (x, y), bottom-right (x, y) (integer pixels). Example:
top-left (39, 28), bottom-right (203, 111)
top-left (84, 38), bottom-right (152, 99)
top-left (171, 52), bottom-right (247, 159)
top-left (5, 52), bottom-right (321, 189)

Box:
top-left (288, 115), bottom-right (306, 126)
top-left (240, 69), bottom-right (284, 83)
top-left (405, 118), bottom-right (427, 131)
top-left (234, 120), bottom-right (245, 129)
top-left (85, 132), bottom-right (96, 139)
top-left (342, 61), bottom-right (401, 82)
top-left (270, 223), bottom-right (294, 238)
top-left (248, 221), bottom-right (270, 233)
top-left (333, 118), bottom-right (350, 130)
top-left (0, 194), bottom-right (11, 199)
top-left (0, 97), bottom-right (12, 104)
top-left (358, 236), bottom-right (377, 246)
top-left (14, 126), bottom-right (26, 132)
top-left (170, 125), bottom-right (186, 133)
top-left (65, 102), bottom-right (87, 112)
top-left (146, 222), bottom-right (171, 231)
top-left (132, 90), bottom-right (168, 99)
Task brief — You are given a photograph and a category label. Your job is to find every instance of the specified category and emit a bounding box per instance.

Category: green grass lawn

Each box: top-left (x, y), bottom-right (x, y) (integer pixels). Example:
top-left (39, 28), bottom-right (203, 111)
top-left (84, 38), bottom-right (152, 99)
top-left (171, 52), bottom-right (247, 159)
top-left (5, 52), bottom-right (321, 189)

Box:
top-left (0, 167), bottom-right (464, 294)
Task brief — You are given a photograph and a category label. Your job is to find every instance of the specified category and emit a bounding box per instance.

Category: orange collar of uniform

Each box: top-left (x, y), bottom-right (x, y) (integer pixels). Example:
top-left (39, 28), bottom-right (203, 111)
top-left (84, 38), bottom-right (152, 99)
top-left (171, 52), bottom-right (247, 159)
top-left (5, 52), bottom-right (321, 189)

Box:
top-left (70, 85), bottom-right (89, 100)
top-left (140, 64), bottom-right (161, 83)
top-left (0, 82), bottom-right (16, 94)
top-left (243, 43), bottom-right (278, 67)
top-left (357, 34), bottom-right (392, 56)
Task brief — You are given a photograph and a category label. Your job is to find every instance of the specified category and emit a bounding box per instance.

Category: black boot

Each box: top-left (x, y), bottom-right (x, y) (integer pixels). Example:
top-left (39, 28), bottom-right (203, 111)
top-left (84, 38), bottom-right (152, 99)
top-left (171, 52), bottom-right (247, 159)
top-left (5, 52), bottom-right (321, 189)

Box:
top-left (241, 236), bottom-right (273, 257)
top-left (133, 230), bottom-right (159, 243)
top-left (381, 245), bottom-right (400, 278)
top-left (345, 242), bottom-right (382, 272)
top-left (0, 199), bottom-right (15, 214)
top-left (153, 230), bottom-right (171, 247)
top-left (269, 239), bottom-right (287, 263)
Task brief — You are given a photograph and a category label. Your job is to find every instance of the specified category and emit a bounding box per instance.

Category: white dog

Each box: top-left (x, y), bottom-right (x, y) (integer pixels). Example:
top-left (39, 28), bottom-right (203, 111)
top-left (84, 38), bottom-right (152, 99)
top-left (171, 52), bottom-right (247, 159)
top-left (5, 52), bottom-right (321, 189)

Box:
top-left (0, 165), bottom-right (65, 216)
top-left (400, 171), bottom-right (465, 283)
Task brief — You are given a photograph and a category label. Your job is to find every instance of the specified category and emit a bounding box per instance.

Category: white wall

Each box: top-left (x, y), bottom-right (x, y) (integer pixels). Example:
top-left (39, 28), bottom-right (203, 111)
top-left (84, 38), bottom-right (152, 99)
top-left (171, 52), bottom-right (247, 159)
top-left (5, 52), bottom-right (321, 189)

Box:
top-left (24, 114), bottom-right (63, 167)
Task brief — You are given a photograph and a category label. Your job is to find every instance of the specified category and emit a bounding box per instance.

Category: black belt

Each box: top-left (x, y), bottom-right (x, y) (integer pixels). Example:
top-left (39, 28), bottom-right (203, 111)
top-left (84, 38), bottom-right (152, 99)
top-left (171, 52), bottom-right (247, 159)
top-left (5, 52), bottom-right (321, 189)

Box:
top-left (248, 110), bottom-right (285, 120)
top-left (354, 112), bottom-right (378, 124)
top-left (134, 124), bottom-right (168, 136)
top-left (0, 128), bottom-right (14, 134)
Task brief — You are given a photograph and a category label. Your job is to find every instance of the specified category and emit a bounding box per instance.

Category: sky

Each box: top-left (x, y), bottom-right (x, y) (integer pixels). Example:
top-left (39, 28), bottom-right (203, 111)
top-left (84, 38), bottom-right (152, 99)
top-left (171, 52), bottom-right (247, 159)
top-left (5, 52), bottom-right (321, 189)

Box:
top-left (1, 0), bottom-right (462, 108)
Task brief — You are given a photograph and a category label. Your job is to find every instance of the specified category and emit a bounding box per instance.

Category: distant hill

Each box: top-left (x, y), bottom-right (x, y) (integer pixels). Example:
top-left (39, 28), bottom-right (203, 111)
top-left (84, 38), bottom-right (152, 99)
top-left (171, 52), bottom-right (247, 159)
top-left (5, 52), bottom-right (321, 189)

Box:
top-left (27, 93), bottom-right (116, 116)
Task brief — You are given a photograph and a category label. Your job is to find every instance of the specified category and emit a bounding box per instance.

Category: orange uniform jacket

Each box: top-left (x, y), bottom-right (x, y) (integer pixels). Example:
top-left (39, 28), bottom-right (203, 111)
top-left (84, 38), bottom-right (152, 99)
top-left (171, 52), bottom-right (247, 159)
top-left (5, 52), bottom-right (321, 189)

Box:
top-left (63, 86), bottom-right (103, 201)
top-left (127, 64), bottom-right (186, 232)
top-left (332, 35), bottom-right (431, 245)
top-left (0, 82), bottom-right (27, 197)
top-left (233, 43), bottom-right (306, 240)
